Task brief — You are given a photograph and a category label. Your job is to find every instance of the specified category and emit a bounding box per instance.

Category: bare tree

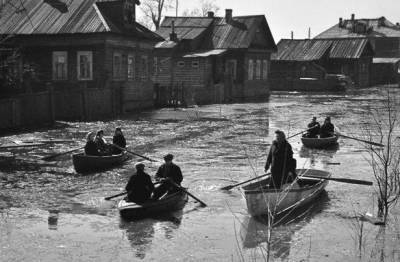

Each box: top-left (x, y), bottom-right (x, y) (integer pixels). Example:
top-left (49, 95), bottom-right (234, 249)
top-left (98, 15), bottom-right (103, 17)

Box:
top-left (182, 0), bottom-right (220, 17)
top-left (140, 0), bottom-right (173, 30)
top-left (363, 89), bottom-right (400, 223)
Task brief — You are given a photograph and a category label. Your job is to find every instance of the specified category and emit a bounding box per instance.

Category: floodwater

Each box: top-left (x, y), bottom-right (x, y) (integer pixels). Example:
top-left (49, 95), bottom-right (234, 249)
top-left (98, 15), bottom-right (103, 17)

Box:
top-left (1, 87), bottom-right (400, 262)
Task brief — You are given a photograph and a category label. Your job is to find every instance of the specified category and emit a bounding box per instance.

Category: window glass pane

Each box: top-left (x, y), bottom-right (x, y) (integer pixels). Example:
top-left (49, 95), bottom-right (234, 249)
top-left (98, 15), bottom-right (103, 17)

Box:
top-left (248, 59), bottom-right (254, 80)
top-left (53, 51), bottom-right (67, 80)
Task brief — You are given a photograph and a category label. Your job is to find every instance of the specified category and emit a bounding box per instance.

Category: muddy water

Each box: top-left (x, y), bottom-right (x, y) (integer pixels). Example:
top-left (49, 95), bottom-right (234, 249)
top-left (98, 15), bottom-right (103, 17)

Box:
top-left (1, 88), bottom-right (399, 261)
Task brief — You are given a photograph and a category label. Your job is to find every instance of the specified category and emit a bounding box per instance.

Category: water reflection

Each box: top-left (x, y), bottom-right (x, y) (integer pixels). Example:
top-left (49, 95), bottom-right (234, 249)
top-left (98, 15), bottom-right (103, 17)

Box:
top-left (240, 191), bottom-right (330, 260)
top-left (119, 210), bottom-right (183, 259)
top-left (299, 145), bottom-right (339, 168)
top-left (47, 210), bottom-right (59, 230)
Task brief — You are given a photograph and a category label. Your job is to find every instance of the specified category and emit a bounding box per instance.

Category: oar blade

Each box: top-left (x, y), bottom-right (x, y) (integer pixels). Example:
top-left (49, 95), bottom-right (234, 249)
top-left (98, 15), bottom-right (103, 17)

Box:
top-left (220, 185), bottom-right (234, 191)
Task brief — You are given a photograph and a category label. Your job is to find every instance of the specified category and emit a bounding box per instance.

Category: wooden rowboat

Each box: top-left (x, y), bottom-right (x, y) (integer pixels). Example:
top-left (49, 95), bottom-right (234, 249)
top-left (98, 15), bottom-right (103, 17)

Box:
top-left (118, 190), bottom-right (188, 220)
top-left (301, 135), bottom-right (339, 149)
top-left (242, 169), bottom-right (331, 217)
top-left (72, 152), bottom-right (129, 173)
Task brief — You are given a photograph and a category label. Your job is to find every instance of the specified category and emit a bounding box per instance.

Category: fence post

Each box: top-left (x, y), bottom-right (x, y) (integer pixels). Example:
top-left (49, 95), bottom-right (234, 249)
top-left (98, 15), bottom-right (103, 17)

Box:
top-left (47, 83), bottom-right (55, 124)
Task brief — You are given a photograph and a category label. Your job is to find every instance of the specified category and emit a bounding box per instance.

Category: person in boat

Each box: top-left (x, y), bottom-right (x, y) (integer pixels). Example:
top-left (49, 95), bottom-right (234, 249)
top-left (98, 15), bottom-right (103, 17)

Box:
top-left (265, 130), bottom-right (297, 189)
top-left (95, 130), bottom-right (110, 155)
top-left (112, 127), bottom-right (126, 154)
top-left (305, 117), bottom-right (320, 138)
top-left (320, 117), bottom-right (335, 138)
top-left (125, 163), bottom-right (155, 204)
top-left (84, 132), bottom-right (100, 156)
top-left (152, 154), bottom-right (183, 200)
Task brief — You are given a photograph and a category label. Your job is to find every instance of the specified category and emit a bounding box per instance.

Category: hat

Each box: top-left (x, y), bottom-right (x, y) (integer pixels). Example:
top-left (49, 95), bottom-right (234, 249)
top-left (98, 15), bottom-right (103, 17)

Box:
top-left (96, 130), bottom-right (104, 136)
top-left (325, 116), bottom-right (331, 121)
top-left (115, 127), bottom-right (122, 131)
top-left (135, 163), bottom-right (145, 170)
top-left (312, 116), bottom-right (317, 120)
top-left (163, 154), bottom-right (174, 161)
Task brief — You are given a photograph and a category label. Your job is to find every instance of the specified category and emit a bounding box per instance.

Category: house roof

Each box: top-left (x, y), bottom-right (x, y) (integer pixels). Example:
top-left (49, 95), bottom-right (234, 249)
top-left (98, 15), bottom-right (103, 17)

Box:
top-left (272, 38), bottom-right (372, 61)
top-left (155, 15), bottom-right (276, 51)
top-left (0, 0), bottom-right (161, 40)
top-left (315, 16), bottom-right (400, 39)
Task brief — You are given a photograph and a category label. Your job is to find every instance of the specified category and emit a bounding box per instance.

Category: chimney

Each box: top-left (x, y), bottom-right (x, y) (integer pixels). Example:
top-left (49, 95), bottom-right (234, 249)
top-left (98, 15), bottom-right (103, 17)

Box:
top-left (351, 13), bottom-right (355, 21)
top-left (339, 17), bottom-right (343, 27)
top-left (208, 11), bottom-right (214, 18)
top-left (291, 31), bottom-right (294, 40)
top-left (170, 20), bottom-right (178, 42)
top-left (225, 9), bottom-right (232, 23)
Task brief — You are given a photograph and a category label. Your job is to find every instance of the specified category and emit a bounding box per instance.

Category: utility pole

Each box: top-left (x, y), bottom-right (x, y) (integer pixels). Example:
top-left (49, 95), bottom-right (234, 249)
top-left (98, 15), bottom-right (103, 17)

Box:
top-left (176, 0), bottom-right (178, 17)
top-left (308, 27), bottom-right (311, 39)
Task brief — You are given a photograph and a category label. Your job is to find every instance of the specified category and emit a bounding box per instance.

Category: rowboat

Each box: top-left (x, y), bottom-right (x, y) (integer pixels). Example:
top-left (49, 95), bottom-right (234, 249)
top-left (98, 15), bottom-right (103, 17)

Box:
top-left (118, 190), bottom-right (188, 220)
top-left (301, 135), bottom-right (339, 149)
top-left (72, 152), bottom-right (129, 173)
top-left (242, 169), bottom-right (330, 217)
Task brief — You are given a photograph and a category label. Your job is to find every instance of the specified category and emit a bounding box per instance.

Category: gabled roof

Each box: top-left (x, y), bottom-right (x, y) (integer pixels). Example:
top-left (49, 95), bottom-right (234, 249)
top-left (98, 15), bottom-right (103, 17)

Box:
top-left (0, 0), bottom-right (161, 40)
top-left (316, 16), bottom-right (400, 39)
top-left (272, 38), bottom-right (373, 61)
top-left (155, 15), bottom-right (276, 51)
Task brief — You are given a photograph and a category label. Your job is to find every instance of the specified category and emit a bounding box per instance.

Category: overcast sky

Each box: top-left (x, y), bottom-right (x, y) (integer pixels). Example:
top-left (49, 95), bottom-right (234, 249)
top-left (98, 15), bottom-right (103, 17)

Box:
top-left (139, 0), bottom-right (400, 42)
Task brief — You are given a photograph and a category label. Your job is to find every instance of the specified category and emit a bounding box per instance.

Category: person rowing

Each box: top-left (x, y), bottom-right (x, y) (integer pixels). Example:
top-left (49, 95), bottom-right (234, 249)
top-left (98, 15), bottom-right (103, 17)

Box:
top-left (152, 154), bottom-right (183, 200)
top-left (304, 117), bottom-right (320, 138)
top-left (125, 163), bottom-right (154, 204)
top-left (112, 127), bottom-right (126, 154)
top-left (320, 117), bottom-right (335, 138)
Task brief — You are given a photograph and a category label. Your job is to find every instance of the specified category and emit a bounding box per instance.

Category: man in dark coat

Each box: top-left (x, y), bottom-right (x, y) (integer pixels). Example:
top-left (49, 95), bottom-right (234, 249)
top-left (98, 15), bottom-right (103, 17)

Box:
top-left (112, 127), bottom-right (126, 154)
top-left (305, 117), bottom-right (320, 138)
top-left (152, 154), bottom-right (183, 200)
top-left (126, 163), bottom-right (154, 204)
top-left (265, 130), bottom-right (297, 189)
top-left (320, 117), bottom-right (335, 138)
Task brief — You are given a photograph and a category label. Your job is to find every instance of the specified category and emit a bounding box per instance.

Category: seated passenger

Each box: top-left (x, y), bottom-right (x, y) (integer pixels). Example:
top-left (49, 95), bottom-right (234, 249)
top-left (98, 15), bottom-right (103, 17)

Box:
top-left (126, 163), bottom-right (155, 204)
top-left (305, 117), bottom-right (320, 138)
top-left (112, 127), bottom-right (126, 154)
top-left (95, 130), bottom-right (109, 155)
top-left (84, 132), bottom-right (99, 156)
top-left (320, 117), bottom-right (335, 138)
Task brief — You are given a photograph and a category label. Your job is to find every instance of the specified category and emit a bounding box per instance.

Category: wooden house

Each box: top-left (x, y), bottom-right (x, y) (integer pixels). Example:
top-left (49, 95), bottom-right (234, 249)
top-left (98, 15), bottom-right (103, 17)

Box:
top-left (0, 0), bottom-right (162, 120)
top-left (153, 9), bottom-right (277, 106)
top-left (270, 38), bottom-right (374, 91)
top-left (315, 14), bottom-right (400, 85)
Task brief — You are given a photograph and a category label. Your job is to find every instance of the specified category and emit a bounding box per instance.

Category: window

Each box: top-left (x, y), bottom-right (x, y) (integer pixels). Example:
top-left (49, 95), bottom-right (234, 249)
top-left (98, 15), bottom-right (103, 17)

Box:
top-left (177, 61), bottom-right (185, 68)
top-left (141, 55), bottom-right (148, 80)
top-left (77, 51), bottom-right (93, 80)
top-left (127, 55), bottom-right (135, 79)
top-left (52, 51), bottom-right (68, 80)
top-left (192, 60), bottom-right (199, 68)
top-left (256, 60), bottom-right (261, 80)
top-left (153, 57), bottom-right (158, 75)
top-left (113, 52), bottom-right (122, 79)
top-left (226, 59), bottom-right (237, 80)
top-left (248, 59), bottom-right (254, 80)
top-left (262, 60), bottom-right (269, 80)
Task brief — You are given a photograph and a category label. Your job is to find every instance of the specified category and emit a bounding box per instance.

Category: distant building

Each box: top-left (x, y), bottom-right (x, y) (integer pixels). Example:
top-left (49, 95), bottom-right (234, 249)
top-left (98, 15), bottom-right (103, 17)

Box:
top-left (270, 38), bottom-right (374, 91)
top-left (315, 14), bottom-right (400, 85)
top-left (0, 0), bottom-right (162, 119)
top-left (153, 9), bottom-right (277, 106)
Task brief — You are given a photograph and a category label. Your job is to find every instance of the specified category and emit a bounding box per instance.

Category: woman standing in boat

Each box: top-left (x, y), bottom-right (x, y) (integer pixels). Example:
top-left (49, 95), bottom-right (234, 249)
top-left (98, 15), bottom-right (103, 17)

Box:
top-left (320, 117), bottom-right (335, 138)
top-left (125, 163), bottom-right (154, 204)
top-left (265, 130), bottom-right (297, 189)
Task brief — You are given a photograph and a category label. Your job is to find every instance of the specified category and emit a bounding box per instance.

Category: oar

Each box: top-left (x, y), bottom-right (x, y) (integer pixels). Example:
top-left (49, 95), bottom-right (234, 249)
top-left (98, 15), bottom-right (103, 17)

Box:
top-left (287, 125), bottom-right (318, 139)
top-left (42, 146), bottom-right (84, 161)
top-left (105, 192), bottom-right (127, 201)
top-left (112, 144), bottom-right (158, 162)
top-left (336, 133), bottom-right (384, 147)
top-left (300, 174), bottom-right (373, 186)
top-left (169, 180), bottom-right (207, 207)
top-left (220, 173), bottom-right (270, 190)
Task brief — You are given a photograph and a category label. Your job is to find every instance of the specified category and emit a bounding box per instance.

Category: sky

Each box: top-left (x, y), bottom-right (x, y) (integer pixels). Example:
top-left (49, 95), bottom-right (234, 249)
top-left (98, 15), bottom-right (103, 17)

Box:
top-left (138, 0), bottom-right (400, 42)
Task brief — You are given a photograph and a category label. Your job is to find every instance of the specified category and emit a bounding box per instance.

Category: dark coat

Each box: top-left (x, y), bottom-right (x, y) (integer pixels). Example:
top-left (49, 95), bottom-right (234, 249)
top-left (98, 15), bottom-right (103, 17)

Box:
top-left (126, 170), bottom-right (154, 204)
top-left (265, 140), bottom-right (296, 188)
top-left (320, 122), bottom-right (335, 138)
top-left (306, 121), bottom-right (320, 138)
top-left (84, 141), bottom-right (99, 156)
top-left (95, 137), bottom-right (108, 153)
top-left (155, 163), bottom-right (183, 185)
top-left (112, 134), bottom-right (126, 154)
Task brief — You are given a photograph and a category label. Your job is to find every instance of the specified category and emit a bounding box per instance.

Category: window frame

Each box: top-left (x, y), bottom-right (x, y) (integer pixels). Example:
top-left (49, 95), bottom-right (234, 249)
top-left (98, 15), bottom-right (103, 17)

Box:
top-left (226, 59), bottom-right (237, 80)
top-left (127, 54), bottom-right (135, 80)
top-left (113, 52), bottom-right (123, 80)
top-left (256, 59), bottom-right (262, 80)
top-left (52, 51), bottom-right (68, 80)
top-left (191, 60), bottom-right (199, 69)
top-left (248, 59), bottom-right (254, 80)
top-left (77, 51), bottom-right (93, 81)
top-left (141, 55), bottom-right (148, 80)
top-left (177, 61), bottom-right (185, 68)
top-left (262, 60), bottom-right (269, 80)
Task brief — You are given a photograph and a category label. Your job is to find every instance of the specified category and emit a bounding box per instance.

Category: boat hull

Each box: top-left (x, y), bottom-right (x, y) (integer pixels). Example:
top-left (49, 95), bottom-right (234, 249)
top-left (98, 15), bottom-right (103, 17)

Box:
top-left (118, 190), bottom-right (188, 220)
top-left (242, 169), bottom-right (330, 217)
top-left (72, 152), bottom-right (129, 173)
top-left (301, 135), bottom-right (339, 149)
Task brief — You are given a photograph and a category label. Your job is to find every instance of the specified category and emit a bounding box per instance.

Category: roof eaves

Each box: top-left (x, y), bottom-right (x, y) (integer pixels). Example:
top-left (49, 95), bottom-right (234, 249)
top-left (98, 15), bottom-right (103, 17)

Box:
top-left (94, 3), bottom-right (110, 32)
